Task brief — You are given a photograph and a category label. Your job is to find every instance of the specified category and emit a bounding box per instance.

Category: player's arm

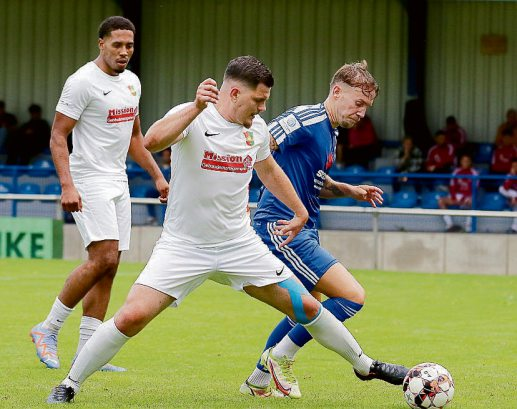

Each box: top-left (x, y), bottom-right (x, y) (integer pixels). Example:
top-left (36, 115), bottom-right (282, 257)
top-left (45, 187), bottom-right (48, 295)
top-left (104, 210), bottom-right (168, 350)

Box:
top-left (50, 112), bottom-right (82, 212)
top-left (128, 116), bottom-right (169, 203)
top-left (320, 174), bottom-right (383, 207)
top-left (254, 155), bottom-right (308, 246)
top-left (145, 78), bottom-right (219, 152)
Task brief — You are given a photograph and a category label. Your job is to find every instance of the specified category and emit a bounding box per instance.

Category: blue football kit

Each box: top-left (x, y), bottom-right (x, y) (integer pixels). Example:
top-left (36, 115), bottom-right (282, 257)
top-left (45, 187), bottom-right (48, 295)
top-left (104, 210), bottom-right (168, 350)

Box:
top-left (253, 103), bottom-right (338, 291)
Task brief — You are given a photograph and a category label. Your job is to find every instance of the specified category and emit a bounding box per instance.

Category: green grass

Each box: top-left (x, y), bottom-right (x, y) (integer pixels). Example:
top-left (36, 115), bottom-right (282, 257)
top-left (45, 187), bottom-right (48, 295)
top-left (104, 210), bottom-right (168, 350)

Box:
top-left (1, 258), bottom-right (516, 408)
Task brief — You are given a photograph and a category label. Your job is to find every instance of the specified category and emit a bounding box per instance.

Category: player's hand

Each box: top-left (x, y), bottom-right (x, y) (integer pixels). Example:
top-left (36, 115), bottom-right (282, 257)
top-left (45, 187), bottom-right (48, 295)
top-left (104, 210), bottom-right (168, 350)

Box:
top-left (353, 184), bottom-right (384, 208)
top-left (272, 216), bottom-right (306, 247)
top-left (61, 185), bottom-right (82, 212)
top-left (194, 78), bottom-right (219, 111)
top-left (154, 176), bottom-right (169, 203)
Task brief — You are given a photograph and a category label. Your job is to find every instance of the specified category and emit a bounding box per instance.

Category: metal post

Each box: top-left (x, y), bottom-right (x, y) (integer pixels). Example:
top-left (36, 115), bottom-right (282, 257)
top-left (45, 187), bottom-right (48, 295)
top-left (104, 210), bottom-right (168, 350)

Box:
top-left (373, 211), bottom-right (379, 269)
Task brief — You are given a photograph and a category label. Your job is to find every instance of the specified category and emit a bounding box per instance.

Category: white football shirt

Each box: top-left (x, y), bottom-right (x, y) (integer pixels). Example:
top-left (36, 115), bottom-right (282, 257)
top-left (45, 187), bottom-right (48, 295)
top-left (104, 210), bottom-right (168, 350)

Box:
top-left (56, 61), bottom-right (141, 180)
top-left (162, 103), bottom-right (270, 245)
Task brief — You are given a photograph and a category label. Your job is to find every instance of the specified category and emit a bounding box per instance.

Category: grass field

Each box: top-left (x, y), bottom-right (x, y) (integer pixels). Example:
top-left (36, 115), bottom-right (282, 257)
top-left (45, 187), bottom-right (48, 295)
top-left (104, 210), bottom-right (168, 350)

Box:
top-left (1, 258), bottom-right (516, 408)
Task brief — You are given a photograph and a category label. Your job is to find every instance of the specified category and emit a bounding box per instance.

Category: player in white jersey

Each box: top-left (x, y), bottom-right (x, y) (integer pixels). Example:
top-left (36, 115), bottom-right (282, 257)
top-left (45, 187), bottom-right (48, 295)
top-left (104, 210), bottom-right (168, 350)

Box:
top-left (30, 16), bottom-right (169, 372)
top-left (47, 56), bottom-right (386, 404)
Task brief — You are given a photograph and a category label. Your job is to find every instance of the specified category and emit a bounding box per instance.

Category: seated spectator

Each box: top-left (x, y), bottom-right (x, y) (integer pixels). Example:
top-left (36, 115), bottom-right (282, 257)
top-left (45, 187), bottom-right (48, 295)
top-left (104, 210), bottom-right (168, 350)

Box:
top-left (494, 108), bottom-right (517, 147)
top-left (394, 136), bottom-right (423, 190)
top-left (339, 115), bottom-right (380, 169)
top-left (490, 129), bottom-right (517, 175)
top-left (442, 115), bottom-right (467, 153)
top-left (499, 158), bottom-right (517, 233)
top-left (439, 154), bottom-right (478, 232)
top-left (425, 130), bottom-right (455, 174)
top-left (0, 100), bottom-right (18, 155)
top-left (6, 104), bottom-right (51, 165)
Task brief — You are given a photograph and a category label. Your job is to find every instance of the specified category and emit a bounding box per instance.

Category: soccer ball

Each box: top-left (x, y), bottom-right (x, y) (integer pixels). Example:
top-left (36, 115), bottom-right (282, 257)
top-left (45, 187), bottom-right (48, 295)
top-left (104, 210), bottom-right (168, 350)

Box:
top-left (403, 362), bottom-right (454, 409)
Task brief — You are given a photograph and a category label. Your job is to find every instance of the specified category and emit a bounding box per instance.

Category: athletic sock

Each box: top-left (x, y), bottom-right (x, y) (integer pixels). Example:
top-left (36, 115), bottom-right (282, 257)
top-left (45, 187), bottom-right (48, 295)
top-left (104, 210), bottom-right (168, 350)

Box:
top-left (255, 316), bottom-right (295, 371)
top-left (443, 215), bottom-right (453, 229)
top-left (303, 308), bottom-right (373, 375)
top-left (43, 297), bottom-right (74, 332)
top-left (247, 367), bottom-right (272, 388)
top-left (76, 316), bottom-right (102, 356)
top-left (272, 334), bottom-right (300, 360)
top-left (65, 318), bottom-right (129, 391)
top-left (287, 297), bottom-right (363, 349)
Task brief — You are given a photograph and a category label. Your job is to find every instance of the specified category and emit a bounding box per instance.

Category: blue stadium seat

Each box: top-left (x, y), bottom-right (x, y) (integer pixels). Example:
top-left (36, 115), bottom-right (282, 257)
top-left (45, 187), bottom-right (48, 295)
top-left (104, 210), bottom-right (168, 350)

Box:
top-left (371, 165), bottom-right (396, 184)
top-left (479, 193), bottom-right (506, 211)
top-left (17, 183), bottom-right (41, 195)
top-left (0, 182), bottom-right (13, 193)
top-left (325, 197), bottom-right (356, 206)
top-left (44, 183), bottom-right (62, 195)
top-left (334, 165), bottom-right (366, 184)
top-left (131, 185), bottom-right (151, 198)
top-left (390, 191), bottom-right (418, 208)
top-left (28, 159), bottom-right (55, 177)
top-left (249, 188), bottom-right (261, 202)
top-left (420, 191), bottom-right (448, 209)
top-left (474, 143), bottom-right (494, 164)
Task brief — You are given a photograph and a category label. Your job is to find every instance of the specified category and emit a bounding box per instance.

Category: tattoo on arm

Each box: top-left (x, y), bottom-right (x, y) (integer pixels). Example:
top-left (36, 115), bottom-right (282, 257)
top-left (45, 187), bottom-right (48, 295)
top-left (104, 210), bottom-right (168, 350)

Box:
top-left (323, 177), bottom-right (343, 196)
top-left (269, 136), bottom-right (279, 151)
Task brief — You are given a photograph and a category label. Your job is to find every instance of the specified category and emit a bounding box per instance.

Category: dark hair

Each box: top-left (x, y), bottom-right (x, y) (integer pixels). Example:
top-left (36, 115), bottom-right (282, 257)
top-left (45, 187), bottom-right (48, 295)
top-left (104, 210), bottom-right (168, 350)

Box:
top-left (224, 56), bottom-right (274, 88)
top-left (446, 116), bottom-right (457, 125)
top-left (511, 157), bottom-right (517, 164)
top-left (0, 101), bottom-right (4, 109)
top-left (28, 104), bottom-right (42, 114)
top-left (98, 16), bottom-right (135, 39)
top-left (434, 130), bottom-right (446, 137)
top-left (330, 60), bottom-right (379, 99)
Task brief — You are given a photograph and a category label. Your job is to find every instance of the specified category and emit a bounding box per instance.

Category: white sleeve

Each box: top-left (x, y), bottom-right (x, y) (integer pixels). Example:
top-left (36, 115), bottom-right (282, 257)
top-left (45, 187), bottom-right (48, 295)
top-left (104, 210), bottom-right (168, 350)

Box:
top-left (56, 75), bottom-right (91, 120)
top-left (164, 102), bottom-right (195, 138)
top-left (256, 121), bottom-right (271, 162)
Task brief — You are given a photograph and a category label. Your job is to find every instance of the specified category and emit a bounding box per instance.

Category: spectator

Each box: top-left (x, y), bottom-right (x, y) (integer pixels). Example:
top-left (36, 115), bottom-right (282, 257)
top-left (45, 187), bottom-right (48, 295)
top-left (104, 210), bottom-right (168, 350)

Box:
top-left (442, 115), bottom-right (467, 154)
top-left (339, 115), bottom-right (380, 169)
top-left (499, 158), bottom-right (517, 234)
top-left (6, 104), bottom-right (51, 164)
top-left (494, 108), bottom-right (517, 147)
top-left (0, 100), bottom-right (18, 155)
top-left (425, 130), bottom-right (455, 173)
top-left (394, 136), bottom-right (423, 191)
top-left (490, 128), bottom-right (517, 175)
top-left (439, 154), bottom-right (478, 232)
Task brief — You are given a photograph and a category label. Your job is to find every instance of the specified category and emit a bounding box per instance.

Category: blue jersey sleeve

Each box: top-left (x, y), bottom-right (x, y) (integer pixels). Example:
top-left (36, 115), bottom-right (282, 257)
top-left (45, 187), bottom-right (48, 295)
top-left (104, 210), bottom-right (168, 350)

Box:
top-left (268, 111), bottom-right (308, 152)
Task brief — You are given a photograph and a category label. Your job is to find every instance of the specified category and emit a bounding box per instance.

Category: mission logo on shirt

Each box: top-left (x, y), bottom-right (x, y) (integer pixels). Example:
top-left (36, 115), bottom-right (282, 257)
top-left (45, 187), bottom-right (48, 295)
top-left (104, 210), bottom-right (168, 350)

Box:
top-left (107, 107), bottom-right (138, 124)
top-left (201, 150), bottom-right (253, 173)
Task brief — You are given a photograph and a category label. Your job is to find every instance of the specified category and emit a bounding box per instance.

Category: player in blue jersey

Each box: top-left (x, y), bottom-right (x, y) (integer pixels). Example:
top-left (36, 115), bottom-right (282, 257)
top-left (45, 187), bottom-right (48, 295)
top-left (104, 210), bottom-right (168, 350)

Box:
top-left (240, 61), bottom-right (409, 399)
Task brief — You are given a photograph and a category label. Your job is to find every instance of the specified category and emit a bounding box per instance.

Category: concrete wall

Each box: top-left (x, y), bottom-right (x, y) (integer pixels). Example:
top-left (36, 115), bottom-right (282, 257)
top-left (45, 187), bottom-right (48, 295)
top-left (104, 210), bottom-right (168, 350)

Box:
top-left (63, 225), bottom-right (517, 275)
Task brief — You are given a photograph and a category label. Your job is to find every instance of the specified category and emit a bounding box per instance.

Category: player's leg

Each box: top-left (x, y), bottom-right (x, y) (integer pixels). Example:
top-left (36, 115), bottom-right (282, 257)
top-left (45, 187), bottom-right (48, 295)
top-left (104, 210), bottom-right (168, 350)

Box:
top-left (47, 284), bottom-right (174, 403)
top-left (30, 240), bottom-right (120, 369)
top-left (245, 278), bottom-right (374, 398)
top-left (272, 262), bottom-right (364, 360)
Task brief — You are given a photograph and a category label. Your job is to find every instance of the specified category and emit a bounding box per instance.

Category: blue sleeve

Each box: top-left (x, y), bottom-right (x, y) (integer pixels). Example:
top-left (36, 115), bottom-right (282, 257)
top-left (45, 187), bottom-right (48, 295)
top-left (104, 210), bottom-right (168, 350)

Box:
top-left (268, 111), bottom-right (308, 152)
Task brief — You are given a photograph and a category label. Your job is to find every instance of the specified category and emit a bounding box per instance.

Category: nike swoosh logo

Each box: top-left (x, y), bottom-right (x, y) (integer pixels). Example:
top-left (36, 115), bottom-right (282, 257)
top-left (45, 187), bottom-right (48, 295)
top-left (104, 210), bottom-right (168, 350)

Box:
top-left (103, 90), bottom-right (112, 96)
top-left (205, 131), bottom-right (220, 137)
top-left (275, 266), bottom-right (285, 276)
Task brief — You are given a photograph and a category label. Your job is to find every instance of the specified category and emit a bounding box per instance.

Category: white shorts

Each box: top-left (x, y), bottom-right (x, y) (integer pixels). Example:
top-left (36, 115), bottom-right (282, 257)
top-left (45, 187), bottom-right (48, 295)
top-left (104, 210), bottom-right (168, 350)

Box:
top-left (72, 178), bottom-right (131, 251)
top-left (135, 229), bottom-right (293, 307)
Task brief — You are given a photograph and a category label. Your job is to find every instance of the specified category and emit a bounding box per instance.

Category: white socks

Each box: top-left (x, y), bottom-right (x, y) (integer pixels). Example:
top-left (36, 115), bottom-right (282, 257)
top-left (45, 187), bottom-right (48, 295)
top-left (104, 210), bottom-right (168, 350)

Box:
top-left (64, 318), bottom-right (129, 392)
top-left (43, 297), bottom-right (74, 332)
top-left (443, 215), bottom-right (453, 229)
top-left (76, 316), bottom-right (102, 356)
top-left (302, 308), bottom-right (373, 375)
top-left (272, 335), bottom-right (300, 360)
top-left (247, 368), bottom-right (271, 388)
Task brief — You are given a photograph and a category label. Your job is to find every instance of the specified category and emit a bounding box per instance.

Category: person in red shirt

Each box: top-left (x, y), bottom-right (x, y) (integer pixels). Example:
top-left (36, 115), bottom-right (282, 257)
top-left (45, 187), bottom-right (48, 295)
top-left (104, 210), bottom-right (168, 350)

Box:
top-left (339, 115), bottom-right (380, 168)
top-left (426, 130), bottom-right (455, 173)
top-left (439, 154), bottom-right (478, 232)
top-left (499, 158), bottom-right (517, 233)
top-left (494, 108), bottom-right (517, 147)
top-left (442, 116), bottom-right (467, 153)
top-left (491, 129), bottom-right (517, 174)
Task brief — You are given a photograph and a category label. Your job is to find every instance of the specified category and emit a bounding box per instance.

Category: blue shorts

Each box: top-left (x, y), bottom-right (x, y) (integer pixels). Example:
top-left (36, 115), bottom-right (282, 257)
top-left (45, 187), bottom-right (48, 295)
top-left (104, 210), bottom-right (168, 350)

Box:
top-left (253, 221), bottom-right (338, 291)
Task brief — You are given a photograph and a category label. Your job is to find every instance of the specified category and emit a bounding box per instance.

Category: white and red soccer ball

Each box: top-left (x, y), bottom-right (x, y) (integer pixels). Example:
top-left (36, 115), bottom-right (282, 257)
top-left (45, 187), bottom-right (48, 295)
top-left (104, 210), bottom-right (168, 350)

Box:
top-left (403, 363), bottom-right (454, 409)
